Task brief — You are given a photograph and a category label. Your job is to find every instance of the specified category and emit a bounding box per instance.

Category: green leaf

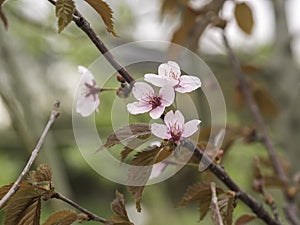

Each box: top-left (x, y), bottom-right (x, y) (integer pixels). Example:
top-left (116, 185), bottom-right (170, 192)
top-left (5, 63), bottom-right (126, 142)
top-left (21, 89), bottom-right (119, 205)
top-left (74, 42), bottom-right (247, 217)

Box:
top-left (0, 0), bottom-right (8, 29)
top-left (99, 123), bottom-right (151, 150)
top-left (4, 183), bottom-right (42, 225)
top-left (108, 191), bottom-right (134, 225)
top-left (127, 145), bottom-right (162, 212)
top-left (179, 183), bottom-right (224, 220)
top-left (55, 0), bottom-right (75, 33)
top-left (235, 214), bottom-right (256, 225)
top-left (84, 0), bottom-right (118, 37)
top-left (42, 210), bottom-right (78, 225)
top-left (234, 2), bottom-right (254, 35)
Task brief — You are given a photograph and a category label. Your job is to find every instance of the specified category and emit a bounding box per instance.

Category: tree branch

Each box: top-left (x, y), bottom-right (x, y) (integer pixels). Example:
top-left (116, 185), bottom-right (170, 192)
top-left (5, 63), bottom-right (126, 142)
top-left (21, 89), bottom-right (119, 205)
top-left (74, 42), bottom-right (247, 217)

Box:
top-left (222, 31), bottom-right (300, 225)
top-left (210, 182), bottom-right (224, 225)
top-left (51, 192), bottom-right (107, 224)
top-left (47, 0), bottom-right (134, 84)
top-left (0, 101), bottom-right (60, 208)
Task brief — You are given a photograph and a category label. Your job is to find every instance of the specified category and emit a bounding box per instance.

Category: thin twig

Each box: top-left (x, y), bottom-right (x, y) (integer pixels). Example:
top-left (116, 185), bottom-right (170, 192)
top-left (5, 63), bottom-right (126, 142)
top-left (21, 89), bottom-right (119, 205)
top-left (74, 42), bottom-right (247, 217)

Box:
top-left (47, 0), bottom-right (134, 84)
top-left (0, 101), bottom-right (60, 208)
top-left (222, 31), bottom-right (300, 225)
top-left (210, 182), bottom-right (224, 225)
top-left (51, 192), bottom-right (107, 224)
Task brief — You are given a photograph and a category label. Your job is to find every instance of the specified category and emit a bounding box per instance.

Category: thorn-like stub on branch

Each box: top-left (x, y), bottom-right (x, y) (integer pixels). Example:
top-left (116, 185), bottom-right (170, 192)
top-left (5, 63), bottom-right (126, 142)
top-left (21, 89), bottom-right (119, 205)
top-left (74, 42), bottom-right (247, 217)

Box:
top-left (53, 100), bottom-right (61, 118)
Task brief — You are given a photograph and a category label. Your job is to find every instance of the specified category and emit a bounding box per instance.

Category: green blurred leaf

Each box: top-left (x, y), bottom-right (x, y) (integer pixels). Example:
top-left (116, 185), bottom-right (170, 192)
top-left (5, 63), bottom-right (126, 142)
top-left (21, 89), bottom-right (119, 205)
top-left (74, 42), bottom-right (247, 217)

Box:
top-left (0, 0), bottom-right (8, 29)
top-left (234, 2), bottom-right (254, 35)
top-left (56, 0), bottom-right (75, 33)
top-left (235, 214), bottom-right (256, 225)
top-left (42, 210), bottom-right (78, 225)
top-left (84, 0), bottom-right (118, 37)
top-left (4, 183), bottom-right (41, 225)
top-left (108, 191), bottom-right (134, 225)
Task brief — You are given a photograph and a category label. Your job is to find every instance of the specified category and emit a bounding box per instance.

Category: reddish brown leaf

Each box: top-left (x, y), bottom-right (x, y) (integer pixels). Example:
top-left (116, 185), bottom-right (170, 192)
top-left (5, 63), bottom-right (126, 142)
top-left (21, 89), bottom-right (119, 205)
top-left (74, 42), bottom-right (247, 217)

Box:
top-left (42, 210), bottom-right (78, 225)
top-left (234, 2), bottom-right (254, 35)
top-left (4, 183), bottom-right (41, 225)
top-left (216, 192), bottom-right (235, 225)
top-left (99, 123), bottom-right (151, 150)
top-left (127, 145), bottom-right (162, 212)
top-left (108, 191), bottom-right (134, 225)
top-left (179, 183), bottom-right (224, 220)
top-left (235, 214), bottom-right (256, 225)
top-left (241, 64), bottom-right (261, 74)
top-left (84, 0), bottom-right (117, 37)
top-left (0, 0), bottom-right (8, 29)
top-left (28, 164), bottom-right (52, 184)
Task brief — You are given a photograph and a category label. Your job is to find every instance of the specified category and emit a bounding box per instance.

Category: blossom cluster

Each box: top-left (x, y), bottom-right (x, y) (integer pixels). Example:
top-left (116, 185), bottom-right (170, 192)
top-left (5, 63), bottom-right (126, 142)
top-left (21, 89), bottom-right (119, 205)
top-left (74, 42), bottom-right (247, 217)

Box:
top-left (76, 61), bottom-right (202, 145)
top-left (127, 61), bottom-right (202, 145)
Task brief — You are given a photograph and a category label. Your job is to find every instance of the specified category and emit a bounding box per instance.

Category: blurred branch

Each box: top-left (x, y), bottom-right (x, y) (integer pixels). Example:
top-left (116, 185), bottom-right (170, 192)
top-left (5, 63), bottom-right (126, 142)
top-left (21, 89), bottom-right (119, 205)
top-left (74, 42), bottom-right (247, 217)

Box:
top-left (51, 192), bottom-right (107, 223)
top-left (47, 0), bottom-right (134, 84)
top-left (222, 31), bottom-right (300, 225)
top-left (186, 141), bottom-right (281, 225)
top-left (0, 101), bottom-right (60, 208)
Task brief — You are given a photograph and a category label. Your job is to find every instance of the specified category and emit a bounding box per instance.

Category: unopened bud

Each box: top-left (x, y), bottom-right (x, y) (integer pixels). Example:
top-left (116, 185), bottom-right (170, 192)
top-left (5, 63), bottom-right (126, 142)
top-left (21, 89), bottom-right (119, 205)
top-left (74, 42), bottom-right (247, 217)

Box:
top-left (116, 74), bottom-right (126, 83)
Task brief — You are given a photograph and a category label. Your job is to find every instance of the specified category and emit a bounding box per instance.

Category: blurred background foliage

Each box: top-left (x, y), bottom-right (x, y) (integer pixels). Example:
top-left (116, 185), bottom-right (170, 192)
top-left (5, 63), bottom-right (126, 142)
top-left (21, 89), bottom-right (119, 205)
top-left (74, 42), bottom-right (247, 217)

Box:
top-left (0, 0), bottom-right (299, 224)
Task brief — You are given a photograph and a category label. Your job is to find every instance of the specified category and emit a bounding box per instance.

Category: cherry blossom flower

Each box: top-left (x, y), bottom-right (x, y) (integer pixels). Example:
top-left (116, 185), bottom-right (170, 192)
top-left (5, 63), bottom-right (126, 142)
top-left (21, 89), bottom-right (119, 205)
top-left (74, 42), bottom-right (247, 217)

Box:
top-left (144, 61), bottom-right (201, 93)
top-left (151, 110), bottom-right (201, 144)
top-left (76, 66), bottom-right (101, 117)
top-left (127, 82), bottom-right (175, 119)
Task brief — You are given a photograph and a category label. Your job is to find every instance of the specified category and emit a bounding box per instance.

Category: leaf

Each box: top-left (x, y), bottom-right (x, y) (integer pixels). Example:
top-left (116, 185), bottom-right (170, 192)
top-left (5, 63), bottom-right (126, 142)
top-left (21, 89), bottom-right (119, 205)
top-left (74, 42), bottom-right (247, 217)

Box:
top-left (127, 145), bottom-right (162, 212)
top-left (235, 214), bottom-right (256, 225)
top-left (56, 0), bottom-right (75, 33)
top-left (42, 210), bottom-right (78, 225)
top-left (108, 191), bottom-right (134, 225)
top-left (234, 2), bottom-right (254, 35)
top-left (4, 183), bottom-right (42, 225)
top-left (0, 0), bottom-right (8, 29)
top-left (0, 183), bottom-right (13, 210)
top-left (99, 123), bottom-right (151, 150)
top-left (217, 192), bottom-right (235, 225)
top-left (28, 164), bottom-right (52, 184)
top-left (84, 0), bottom-right (117, 37)
top-left (179, 183), bottom-right (224, 220)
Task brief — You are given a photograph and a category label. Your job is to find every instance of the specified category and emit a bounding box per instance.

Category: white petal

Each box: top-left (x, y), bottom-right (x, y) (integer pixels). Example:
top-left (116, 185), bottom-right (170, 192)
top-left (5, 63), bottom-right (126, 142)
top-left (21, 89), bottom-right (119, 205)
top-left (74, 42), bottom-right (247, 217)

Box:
top-left (144, 74), bottom-right (176, 87)
top-left (175, 75), bottom-right (201, 93)
top-left (127, 101), bottom-right (152, 115)
top-left (182, 120), bottom-right (201, 138)
top-left (150, 105), bottom-right (165, 119)
top-left (158, 61), bottom-right (181, 78)
top-left (174, 110), bottom-right (185, 126)
top-left (132, 82), bottom-right (154, 100)
top-left (149, 162), bottom-right (168, 180)
top-left (78, 66), bottom-right (95, 86)
top-left (159, 86), bottom-right (175, 106)
top-left (151, 123), bottom-right (170, 139)
top-left (164, 110), bottom-right (176, 127)
top-left (76, 95), bottom-right (99, 117)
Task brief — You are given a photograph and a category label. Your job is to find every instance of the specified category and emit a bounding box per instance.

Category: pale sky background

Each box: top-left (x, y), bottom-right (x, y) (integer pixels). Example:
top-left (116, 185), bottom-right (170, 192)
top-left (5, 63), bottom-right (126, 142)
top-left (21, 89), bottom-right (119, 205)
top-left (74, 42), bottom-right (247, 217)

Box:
top-left (0, 0), bottom-right (299, 128)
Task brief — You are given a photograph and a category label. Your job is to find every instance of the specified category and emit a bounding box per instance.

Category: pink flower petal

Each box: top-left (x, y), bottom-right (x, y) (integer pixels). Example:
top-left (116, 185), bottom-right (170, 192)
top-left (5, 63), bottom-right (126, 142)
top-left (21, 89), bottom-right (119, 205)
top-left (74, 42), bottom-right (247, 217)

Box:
top-left (174, 110), bottom-right (185, 126)
top-left (164, 110), bottom-right (177, 128)
top-left (127, 101), bottom-right (152, 115)
top-left (149, 162), bottom-right (168, 180)
top-left (144, 74), bottom-right (177, 87)
top-left (159, 85), bottom-right (175, 106)
top-left (182, 119), bottom-right (201, 138)
top-left (151, 123), bottom-right (171, 139)
top-left (76, 95), bottom-right (99, 117)
top-left (158, 61), bottom-right (181, 78)
top-left (175, 75), bottom-right (201, 93)
top-left (132, 82), bottom-right (154, 100)
top-left (150, 105), bottom-right (165, 119)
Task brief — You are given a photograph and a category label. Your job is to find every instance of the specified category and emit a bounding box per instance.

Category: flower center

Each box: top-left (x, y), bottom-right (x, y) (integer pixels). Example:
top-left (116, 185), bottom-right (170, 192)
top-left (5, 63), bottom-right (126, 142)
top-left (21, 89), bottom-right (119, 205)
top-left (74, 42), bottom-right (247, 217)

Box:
top-left (84, 81), bottom-right (101, 101)
top-left (168, 68), bottom-right (179, 80)
top-left (148, 96), bottom-right (162, 109)
top-left (168, 122), bottom-right (182, 144)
